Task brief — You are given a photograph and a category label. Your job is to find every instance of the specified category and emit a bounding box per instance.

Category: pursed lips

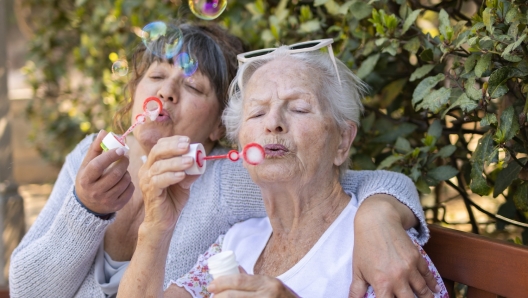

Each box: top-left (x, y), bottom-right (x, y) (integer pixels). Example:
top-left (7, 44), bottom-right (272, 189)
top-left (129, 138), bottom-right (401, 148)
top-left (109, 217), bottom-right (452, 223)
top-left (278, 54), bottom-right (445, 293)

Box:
top-left (264, 144), bottom-right (289, 157)
top-left (155, 109), bottom-right (171, 122)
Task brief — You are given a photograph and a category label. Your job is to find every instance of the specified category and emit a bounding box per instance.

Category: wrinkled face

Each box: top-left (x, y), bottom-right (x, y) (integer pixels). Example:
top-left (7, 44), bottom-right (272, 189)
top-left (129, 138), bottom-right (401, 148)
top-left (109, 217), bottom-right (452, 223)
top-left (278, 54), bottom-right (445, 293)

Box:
top-left (132, 61), bottom-right (223, 152)
top-left (238, 57), bottom-right (344, 184)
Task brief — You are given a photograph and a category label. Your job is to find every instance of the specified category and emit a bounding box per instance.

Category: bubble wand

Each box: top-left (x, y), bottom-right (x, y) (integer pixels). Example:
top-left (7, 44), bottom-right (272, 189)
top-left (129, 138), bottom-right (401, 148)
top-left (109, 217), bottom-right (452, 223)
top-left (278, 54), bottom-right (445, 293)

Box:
top-left (183, 143), bottom-right (265, 175)
top-left (101, 96), bottom-right (162, 151)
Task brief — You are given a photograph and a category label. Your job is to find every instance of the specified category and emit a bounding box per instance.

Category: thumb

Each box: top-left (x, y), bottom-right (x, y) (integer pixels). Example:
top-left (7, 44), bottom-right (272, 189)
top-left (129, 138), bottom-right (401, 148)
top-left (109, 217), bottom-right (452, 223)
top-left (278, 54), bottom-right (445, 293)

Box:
top-left (238, 266), bottom-right (247, 274)
top-left (349, 274), bottom-right (369, 298)
top-left (81, 130), bottom-right (108, 168)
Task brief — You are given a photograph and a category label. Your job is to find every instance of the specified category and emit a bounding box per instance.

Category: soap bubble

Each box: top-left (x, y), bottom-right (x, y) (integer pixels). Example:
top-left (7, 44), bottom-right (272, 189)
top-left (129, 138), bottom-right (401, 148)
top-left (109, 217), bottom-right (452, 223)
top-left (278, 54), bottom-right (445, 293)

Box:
top-left (112, 59), bottom-right (129, 76)
top-left (141, 21), bottom-right (183, 59)
top-left (189, 0), bottom-right (227, 20)
top-left (176, 52), bottom-right (199, 77)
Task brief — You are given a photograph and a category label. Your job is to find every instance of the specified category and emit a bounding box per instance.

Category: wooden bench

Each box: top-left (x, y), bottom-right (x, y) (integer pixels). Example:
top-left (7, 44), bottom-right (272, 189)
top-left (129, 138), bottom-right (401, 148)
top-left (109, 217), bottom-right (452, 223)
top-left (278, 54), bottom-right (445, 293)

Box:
top-left (424, 224), bottom-right (528, 298)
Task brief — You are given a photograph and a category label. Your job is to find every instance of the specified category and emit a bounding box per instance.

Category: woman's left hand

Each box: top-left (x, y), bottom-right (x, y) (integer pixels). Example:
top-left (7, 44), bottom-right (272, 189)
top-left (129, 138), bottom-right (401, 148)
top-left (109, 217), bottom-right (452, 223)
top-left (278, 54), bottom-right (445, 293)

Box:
top-left (207, 274), bottom-right (300, 298)
top-left (348, 195), bottom-right (438, 298)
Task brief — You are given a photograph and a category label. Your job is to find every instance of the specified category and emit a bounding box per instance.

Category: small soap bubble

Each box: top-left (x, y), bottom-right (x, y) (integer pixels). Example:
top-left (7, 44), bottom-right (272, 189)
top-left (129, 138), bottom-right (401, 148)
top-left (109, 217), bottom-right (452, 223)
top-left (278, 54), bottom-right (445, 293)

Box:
top-left (141, 21), bottom-right (183, 59)
top-left (176, 52), bottom-right (199, 77)
top-left (112, 59), bottom-right (129, 76)
top-left (189, 0), bottom-right (227, 20)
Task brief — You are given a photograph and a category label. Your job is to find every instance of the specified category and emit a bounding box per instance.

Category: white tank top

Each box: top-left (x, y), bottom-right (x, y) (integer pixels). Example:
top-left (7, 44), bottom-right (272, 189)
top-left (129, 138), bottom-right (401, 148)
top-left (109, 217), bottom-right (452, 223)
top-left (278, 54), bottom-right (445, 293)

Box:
top-left (222, 194), bottom-right (358, 298)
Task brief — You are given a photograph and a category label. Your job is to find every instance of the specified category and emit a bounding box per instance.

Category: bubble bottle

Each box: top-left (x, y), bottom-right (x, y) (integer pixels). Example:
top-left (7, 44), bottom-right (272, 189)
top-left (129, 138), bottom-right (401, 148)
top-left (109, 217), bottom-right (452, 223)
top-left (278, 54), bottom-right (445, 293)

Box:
top-left (207, 250), bottom-right (240, 279)
top-left (100, 97), bottom-right (162, 151)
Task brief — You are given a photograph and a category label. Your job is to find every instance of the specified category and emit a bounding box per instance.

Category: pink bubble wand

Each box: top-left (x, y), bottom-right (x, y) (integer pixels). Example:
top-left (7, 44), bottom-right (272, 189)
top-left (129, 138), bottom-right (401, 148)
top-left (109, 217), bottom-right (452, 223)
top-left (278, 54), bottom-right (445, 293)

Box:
top-left (203, 143), bottom-right (265, 165)
top-left (117, 96), bottom-right (163, 144)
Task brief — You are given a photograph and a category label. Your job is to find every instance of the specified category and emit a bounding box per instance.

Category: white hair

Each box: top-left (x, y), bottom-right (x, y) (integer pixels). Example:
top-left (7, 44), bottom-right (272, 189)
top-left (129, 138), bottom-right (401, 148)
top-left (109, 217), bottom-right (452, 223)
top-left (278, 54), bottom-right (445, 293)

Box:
top-left (223, 46), bottom-right (367, 177)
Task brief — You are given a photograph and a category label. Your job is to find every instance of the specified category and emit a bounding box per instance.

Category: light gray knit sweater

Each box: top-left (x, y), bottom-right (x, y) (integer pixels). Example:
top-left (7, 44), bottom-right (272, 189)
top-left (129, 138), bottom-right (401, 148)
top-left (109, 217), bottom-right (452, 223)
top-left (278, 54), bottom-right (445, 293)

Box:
top-left (9, 135), bottom-right (427, 297)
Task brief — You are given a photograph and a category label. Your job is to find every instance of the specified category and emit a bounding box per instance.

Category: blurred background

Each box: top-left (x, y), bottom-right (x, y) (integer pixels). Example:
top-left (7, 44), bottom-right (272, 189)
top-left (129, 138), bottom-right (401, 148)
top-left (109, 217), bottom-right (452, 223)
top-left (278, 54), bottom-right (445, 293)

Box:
top-left (1, 0), bottom-right (527, 288)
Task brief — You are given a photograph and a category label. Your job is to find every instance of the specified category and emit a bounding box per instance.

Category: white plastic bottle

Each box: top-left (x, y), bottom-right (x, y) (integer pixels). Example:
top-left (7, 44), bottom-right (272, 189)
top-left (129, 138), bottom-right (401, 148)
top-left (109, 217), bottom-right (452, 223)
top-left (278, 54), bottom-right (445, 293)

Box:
top-left (182, 143), bottom-right (206, 175)
top-left (100, 132), bottom-right (129, 152)
top-left (207, 250), bottom-right (240, 279)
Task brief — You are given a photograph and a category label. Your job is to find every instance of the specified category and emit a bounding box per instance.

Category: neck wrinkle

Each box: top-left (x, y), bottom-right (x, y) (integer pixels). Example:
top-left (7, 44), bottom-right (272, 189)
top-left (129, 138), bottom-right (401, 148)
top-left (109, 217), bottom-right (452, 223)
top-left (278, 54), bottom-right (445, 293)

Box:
top-left (259, 174), bottom-right (350, 237)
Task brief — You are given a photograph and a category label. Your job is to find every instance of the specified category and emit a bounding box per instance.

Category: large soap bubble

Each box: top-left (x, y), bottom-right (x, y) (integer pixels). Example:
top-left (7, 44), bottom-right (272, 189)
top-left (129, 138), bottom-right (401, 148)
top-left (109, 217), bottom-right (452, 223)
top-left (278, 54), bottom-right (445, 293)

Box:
top-left (141, 21), bottom-right (183, 59)
top-left (189, 0), bottom-right (227, 20)
top-left (176, 52), bottom-right (199, 77)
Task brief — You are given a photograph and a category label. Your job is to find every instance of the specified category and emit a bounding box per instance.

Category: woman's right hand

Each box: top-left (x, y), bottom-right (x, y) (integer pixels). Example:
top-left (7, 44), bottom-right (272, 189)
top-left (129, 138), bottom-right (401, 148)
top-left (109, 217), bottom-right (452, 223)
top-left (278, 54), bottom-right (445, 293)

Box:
top-left (138, 135), bottom-right (198, 233)
top-left (75, 130), bottom-right (134, 215)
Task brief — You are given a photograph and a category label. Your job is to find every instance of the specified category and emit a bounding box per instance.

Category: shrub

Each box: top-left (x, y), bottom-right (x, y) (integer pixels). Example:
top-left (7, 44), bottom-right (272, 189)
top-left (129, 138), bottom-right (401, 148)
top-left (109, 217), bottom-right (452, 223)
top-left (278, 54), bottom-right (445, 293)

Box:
top-left (18, 0), bottom-right (528, 241)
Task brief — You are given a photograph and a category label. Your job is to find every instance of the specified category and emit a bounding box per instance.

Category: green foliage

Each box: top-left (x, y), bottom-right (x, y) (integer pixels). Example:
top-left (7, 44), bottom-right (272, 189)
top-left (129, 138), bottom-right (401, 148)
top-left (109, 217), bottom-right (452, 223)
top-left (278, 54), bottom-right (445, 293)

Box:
top-left (21, 0), bottom-right (528, 239)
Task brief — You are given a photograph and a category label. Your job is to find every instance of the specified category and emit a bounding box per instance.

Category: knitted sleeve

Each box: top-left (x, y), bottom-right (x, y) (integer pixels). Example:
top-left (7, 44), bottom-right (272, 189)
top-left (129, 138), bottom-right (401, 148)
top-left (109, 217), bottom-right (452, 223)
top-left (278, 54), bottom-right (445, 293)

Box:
top-left (220, 160), bottom-right (427, 244)
top-left (9, 135), bottom-right (114, 298)
top-left (340, 170), bottom-right (428, 245)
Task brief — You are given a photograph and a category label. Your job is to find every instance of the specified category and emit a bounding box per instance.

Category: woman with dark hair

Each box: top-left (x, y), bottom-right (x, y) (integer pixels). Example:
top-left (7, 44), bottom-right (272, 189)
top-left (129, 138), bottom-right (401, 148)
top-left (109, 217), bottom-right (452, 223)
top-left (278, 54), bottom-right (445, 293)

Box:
top-left (10, 23), bottom-right (435, 298)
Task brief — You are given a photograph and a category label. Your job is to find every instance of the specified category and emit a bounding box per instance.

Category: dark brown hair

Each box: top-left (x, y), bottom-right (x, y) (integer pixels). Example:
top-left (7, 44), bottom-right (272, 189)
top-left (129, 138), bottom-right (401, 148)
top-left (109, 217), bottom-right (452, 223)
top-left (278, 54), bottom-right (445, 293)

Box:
top-left (114, 21), bottom-right (247, 133)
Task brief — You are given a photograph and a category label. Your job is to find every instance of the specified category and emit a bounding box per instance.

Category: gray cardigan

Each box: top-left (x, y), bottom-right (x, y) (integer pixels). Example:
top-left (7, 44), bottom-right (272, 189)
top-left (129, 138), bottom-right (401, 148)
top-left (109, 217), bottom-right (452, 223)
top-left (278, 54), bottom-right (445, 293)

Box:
top-left (9, 134), bottom-right (427, 297)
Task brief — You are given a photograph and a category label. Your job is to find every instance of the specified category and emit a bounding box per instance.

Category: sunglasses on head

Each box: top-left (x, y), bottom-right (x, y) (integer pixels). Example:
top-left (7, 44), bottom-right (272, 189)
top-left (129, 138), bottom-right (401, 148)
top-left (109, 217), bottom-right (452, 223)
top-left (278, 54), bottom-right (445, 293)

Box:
top-left (237, 39), bottom-right (341, 84)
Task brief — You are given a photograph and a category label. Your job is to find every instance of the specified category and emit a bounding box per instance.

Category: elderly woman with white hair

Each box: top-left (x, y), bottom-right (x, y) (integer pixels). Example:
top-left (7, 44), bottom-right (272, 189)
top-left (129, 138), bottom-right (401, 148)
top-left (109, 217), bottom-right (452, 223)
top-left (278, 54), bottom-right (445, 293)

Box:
top-left (118, 40), bottom-right (448, 298)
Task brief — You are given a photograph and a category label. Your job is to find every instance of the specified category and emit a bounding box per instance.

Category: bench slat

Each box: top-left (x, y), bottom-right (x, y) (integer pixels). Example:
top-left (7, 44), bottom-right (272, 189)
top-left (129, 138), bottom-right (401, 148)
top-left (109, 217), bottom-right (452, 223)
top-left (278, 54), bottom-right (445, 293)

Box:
top-left (424, 224), bottom-right (528, 298)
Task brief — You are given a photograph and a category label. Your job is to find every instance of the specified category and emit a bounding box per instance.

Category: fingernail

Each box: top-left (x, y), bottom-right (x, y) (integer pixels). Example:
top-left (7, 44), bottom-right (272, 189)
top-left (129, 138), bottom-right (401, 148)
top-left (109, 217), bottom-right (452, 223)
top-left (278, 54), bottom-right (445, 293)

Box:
top-left (178, 138), bottom-right (190, 149)
top-left (116, 147), bottom-right (125, 156)
top-left (97, 130), bottom-right (104, 138)
top-left (174, 172), bottom-right (185, 179)
top-left (435, 284), bottom-right (441, 293)
top-left (182, 156), bottom-right (193, 165)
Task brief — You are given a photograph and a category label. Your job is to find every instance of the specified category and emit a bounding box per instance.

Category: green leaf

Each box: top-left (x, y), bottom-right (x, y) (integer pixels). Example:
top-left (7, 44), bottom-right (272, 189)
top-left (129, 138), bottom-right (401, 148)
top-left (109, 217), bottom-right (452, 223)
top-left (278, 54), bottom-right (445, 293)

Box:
top-left (371, 123), bottom-right (418, 143)
top-left (402, 9), bottom-right (421, 35)
top-left (505, 7), bottom-right (520, 24)
top-left (352, 153), bottom-right (376, 170)
top-left (489, 67), bottom-right (520, 98)
top-left (494, 160), bottom-right (525, 197)
top-left (420, 49), bottom-right (434, 62)
top-left (299, 20), bottom-right (321, 33)
top-left (454, 93), bottom-right (478, 113)
top-left (434, 145), bottom-right (457, 159)
top-left (403, 37), bottom-right (421, 54)
top-left (470, 132), bottom-right (494, 195)
top-left (464, 54), bottom-right (479, 74)
top-left (382, 40), bottom-right (399, 56)
top-left (483, 7), bottom-right (495, 34)
top-left (361, 112), bottom-right (375, 133)
top-left (465, 77), bottom-right (481, 101)
top-left (513, 183), bottom-right (528, 213)
top-left (350, 1), bottom-right (373, 20)
top-left (338, 1), bottom-right (355, 15)
top-left (502, 34), bottom-right (526, 57)
top-left (427, 120), bottom-right (443, 139)
top-left (438, 9), bottom-right (451, 41)
top-left (394, 137), bottom-right (412, 153)
top-left (314, 0), bottom-right (328, 6)
top-left (428, 165), bottom-right (458, 181)
top-left (410, 64), bottom-right (435, 82)
top-left (496, 106), bottom-right (520, 143)
top-left (356, 53), bottom-right (380, 79)
top-left (416, 87), bottom-right (451, 113)
top-left (377, 155), bottom-right (404, 169)
top-left (475, 53), bottom-right (492, 78)
top-left (412, 74), bottom-right (445, 106)
top-left (480, 113), bottom-right (497, 127)
top-left (415, 177), bottom-right (431, 194)
top-left (379, 78), bottom-right (407, 108)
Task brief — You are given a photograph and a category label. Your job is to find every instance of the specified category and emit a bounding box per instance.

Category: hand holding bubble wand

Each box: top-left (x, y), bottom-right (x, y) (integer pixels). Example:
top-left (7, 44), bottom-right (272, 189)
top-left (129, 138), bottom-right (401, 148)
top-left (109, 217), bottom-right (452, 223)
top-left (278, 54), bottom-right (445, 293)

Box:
top-left (100, 97), bottom-right (162, 151)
